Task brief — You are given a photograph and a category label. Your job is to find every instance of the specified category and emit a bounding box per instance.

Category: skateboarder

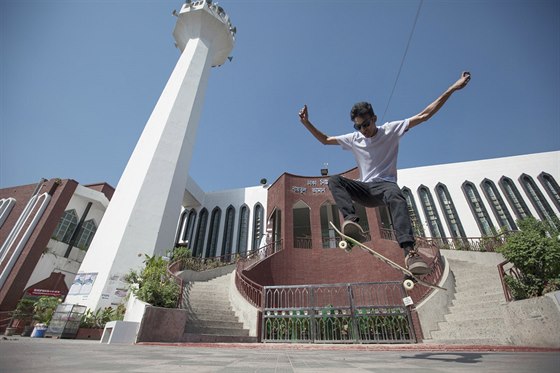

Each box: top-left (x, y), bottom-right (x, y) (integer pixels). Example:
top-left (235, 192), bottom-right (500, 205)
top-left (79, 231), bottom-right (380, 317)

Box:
top-left (298, 71), bottom-right (471, 275)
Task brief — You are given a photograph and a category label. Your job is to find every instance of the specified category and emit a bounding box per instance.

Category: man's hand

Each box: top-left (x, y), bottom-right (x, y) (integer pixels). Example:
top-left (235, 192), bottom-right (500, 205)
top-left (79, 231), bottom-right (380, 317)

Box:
top-left (299, 104), bottom-right (310, 125)
top-left (452, 71), bottom-right (471, 91)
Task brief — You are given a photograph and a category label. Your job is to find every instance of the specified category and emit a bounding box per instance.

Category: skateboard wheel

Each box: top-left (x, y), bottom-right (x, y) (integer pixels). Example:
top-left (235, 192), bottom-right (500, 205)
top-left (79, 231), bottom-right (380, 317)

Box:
top-left (339, 240), bottom-right (348, 250)
top-left (403, 279), bottom-right (415, 290)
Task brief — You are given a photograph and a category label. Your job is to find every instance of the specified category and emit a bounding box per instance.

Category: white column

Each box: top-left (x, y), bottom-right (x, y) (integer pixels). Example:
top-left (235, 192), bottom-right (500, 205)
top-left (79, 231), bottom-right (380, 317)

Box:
top-left (65, 3), bottom-right (234, 310)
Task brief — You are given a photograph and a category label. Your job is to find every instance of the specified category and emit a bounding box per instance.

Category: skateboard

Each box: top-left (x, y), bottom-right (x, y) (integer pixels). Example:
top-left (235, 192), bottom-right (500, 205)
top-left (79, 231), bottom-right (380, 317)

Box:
top-left (329, 221), bottom-right (446, 292)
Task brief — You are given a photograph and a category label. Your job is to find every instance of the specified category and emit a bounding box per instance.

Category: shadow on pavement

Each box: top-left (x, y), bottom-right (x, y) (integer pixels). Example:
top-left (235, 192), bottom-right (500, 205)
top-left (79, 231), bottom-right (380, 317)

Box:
top-left (401, 352), bottom-right (484, 364)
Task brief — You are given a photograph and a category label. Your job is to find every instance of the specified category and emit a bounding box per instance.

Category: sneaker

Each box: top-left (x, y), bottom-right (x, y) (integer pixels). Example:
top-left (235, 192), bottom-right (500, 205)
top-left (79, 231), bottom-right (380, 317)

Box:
top-left (342, 220), bottom-right (366, 243)
top-left (405, 250), bottom-right (430, 276)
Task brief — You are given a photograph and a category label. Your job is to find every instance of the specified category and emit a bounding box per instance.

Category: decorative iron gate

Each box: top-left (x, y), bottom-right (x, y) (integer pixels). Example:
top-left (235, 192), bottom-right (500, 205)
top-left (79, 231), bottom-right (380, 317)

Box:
top-left (262, 282), bottom-right (416, 344)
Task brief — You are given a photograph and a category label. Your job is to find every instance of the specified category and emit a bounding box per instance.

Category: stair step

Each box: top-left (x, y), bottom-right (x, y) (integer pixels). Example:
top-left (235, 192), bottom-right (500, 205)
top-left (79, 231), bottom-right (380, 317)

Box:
top-left (431, 326), bottom-right (509, 340)
top-left (187, 319), bottom-right (244, 330)
top-left (454, 283), bottom-right (502, 293)
top-left (186, 313), bottom-right (240, 323)
top-left (451, 293), bottom-right (504, 306)
top-left (428, 259), bottom-right (514, 344)
top-left (183, 333), bottom-right (257, 343)
top-left (186, 325), bottom-right (250, 336)
top-left (444, 307), bottom-right (503, 322)
top-left (185, 304), bottom-right (234, 314)
top-left (437, 317), bottom-right (506, 332)
top-left (186, 297), bottom-right (232, 306)
top-left (187, 287), bottom-right (229, 295)
top-left (424, 337), bottom-right (512, 346)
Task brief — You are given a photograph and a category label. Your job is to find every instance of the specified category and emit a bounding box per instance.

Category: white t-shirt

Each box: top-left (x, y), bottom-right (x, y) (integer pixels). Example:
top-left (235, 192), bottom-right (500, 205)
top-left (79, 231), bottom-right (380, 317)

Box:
top-left (334, 119), bottom-right (409, 183)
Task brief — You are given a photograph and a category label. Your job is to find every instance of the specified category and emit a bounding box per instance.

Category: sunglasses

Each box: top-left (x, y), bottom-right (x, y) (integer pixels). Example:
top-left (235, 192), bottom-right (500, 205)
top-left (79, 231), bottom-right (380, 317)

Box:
top-left (353, 117), bottom-right (372, 131)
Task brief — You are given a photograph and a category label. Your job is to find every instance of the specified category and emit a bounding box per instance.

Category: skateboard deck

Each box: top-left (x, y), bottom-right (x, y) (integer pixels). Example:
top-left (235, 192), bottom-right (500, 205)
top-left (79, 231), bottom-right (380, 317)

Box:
top-left (329, 221), bottom-right (446, 291)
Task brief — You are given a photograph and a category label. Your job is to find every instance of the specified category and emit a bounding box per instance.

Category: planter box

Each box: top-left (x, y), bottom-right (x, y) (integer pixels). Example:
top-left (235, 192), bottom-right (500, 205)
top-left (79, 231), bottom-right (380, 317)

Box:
top-left (75, 328), bottom-right (104, 340)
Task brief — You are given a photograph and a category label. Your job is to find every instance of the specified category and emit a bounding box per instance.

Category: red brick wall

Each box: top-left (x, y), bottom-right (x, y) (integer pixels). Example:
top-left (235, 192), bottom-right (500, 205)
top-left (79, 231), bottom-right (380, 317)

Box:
top-left (259, 169), bottom-right (408, 286)
top-left (0, 179), bottom-right (77, 311)
top-left (84, 182), bottom-right (115, 201)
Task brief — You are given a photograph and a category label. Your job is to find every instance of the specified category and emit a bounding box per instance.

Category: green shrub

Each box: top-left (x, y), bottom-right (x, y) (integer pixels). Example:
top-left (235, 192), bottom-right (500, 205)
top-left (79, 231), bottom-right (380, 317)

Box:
top-left (33, 297), bottom-right (61, 325)
top-left (80, 304), bottom-right (125, 329)
top-left (171, 246), bottom-right (192, 263)
top-left (124, 255), bottom-right (180, 308)
top-left (498, 217), bottom-right (560, 299)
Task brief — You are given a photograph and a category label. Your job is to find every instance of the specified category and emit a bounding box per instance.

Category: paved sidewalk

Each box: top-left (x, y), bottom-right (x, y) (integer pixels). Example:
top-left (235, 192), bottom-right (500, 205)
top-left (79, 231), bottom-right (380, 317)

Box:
top-left (1, 337), bottom-right (558, 373)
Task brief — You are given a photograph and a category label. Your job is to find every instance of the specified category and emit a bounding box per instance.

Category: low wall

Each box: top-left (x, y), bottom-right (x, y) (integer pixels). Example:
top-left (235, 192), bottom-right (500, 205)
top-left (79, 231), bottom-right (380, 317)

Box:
top-left (503, 291), bottom-right (560, 348)
top-left (416, 255), bottom-right (455, 338)
top-left (136, 306), bottom-right (188, 343)
top-left (229, 271), bottom-right (259, 337)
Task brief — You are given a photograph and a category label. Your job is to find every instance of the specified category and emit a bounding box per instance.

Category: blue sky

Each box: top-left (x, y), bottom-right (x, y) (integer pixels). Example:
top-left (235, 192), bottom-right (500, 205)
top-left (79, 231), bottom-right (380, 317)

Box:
top-left (1, 0), bottom-right (558, 192)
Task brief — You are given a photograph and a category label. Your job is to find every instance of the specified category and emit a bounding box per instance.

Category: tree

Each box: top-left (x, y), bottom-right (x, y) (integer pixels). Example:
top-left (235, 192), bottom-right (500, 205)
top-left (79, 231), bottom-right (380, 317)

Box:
top-left (498, 217), bottom-right (560, 299)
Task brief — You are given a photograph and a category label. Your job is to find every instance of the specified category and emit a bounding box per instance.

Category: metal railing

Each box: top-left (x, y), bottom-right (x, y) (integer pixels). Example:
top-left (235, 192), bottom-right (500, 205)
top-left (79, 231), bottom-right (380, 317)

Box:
top-left (417, 234), bottom-right (509, 253)
top-left (167, 252), bottom-right (238, 308)
top-left (262, 282), bottom-right (415, 344)
top-left (497, 260), bottom-right (523, 302)
top-left (0, 310), bottom-right (12, 333)
top-left (235, 240), bottom-right (283, 308)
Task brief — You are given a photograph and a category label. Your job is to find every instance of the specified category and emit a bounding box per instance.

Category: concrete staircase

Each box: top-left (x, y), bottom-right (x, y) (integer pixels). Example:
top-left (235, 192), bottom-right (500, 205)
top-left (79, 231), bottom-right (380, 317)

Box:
top-left (181, 272), bottom-right (257, 343)
top-left (428, 258), bottom-right (512, 345)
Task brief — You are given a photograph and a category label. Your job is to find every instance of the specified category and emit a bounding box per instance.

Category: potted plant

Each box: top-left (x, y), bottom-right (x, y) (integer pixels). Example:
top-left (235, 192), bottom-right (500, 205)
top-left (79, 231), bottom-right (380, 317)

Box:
top-left (5, 298), bottom-right (35, 336)
top-left (30, 296), bottom-right (61, 338)
top-left (75, 305), bottom-right (125, 340)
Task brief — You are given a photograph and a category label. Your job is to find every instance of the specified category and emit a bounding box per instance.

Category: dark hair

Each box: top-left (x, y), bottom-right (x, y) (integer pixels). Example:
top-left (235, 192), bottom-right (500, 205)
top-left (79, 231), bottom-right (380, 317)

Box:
top-left (350, 102), bottom-right (375, 121)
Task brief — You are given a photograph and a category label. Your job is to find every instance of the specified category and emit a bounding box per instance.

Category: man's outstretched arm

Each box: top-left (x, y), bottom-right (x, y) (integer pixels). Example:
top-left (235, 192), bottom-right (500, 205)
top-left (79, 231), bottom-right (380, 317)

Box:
top-left (408, 71), bottom-right (471, 129)
top-left (298, 104), bottom-right (338, 145)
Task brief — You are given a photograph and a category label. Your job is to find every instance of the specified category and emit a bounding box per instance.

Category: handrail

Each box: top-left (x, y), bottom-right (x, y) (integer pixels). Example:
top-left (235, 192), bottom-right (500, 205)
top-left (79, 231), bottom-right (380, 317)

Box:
top-left (415, 233), bottom-right (511, 253)
top-left (497, 260), bottom-right (522, 302)
top-left (167, 253), bottom-right (237, 308)
top-left (235, 240), bottom-right (283, 308)
top-left (166, 261), bottom-right (184, 308)
top-left (0, 310), bottom-right (13, 332)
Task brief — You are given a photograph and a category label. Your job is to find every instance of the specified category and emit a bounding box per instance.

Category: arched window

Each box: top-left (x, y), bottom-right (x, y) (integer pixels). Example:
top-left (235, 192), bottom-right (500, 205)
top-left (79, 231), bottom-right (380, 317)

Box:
top-left (206, 207), bottom-right (222, 258)
top-left (436, 183), bottom-right (466, 238)
top-left (75, 219), bottom-right (97, 250)
top-left (222, 206), bottom-right (235, 260)
top-left (252, 203), bottom-right (264, 251)
top-left (418, 185), bottom-right (445, 240)
top-left (293, 201), bottom-right (312, 249)
top-left (193, 208), bottom-right (208, 257)
top-left (402, 187), bottom-right (425, 237)
top-left (538, 172), bottom-right (560, 211)
top-left (237, 205), bottom-right (250, 256)
top-left (0, 197), bottom-right (16, 229)
top-left (184, 209), bottom-right (197, 248)
top-left (519, 174), bottom-right (557, 227)
top-left (176, 209), bottom-right (189, 246)
top-left (499, 176), bottom-right (531, 220)
top-left (320, 201), bottom-right (340, 248)
top-left (462, 181), bottom-right (495, 236)
top-left (52, 209), bottom-right (78, 243)
top-left (481, 179), bottom-right (516, 231)
top-left (270, 208), bottom-right (282, 251)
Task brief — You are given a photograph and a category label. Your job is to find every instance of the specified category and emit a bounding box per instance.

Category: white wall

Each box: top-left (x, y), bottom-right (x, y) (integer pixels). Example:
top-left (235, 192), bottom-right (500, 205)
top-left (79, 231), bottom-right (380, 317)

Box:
top-left (25, 186), bottom-right (110, 291)
top-left (179, 185), bottom-right (268, 257)
top-left (398, 151), bottom-right (559, 238)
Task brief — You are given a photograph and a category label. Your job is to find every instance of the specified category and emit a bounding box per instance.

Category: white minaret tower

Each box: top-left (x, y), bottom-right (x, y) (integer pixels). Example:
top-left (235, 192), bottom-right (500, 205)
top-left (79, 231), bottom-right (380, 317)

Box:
top-left (65, 1), bottom-right (235, 310)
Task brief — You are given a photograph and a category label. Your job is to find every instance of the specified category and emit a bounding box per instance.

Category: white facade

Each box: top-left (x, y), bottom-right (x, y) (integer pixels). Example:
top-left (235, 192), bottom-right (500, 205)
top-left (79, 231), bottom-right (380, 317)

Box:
top-left (25, 184), bottom-right (111, 292)
top-left (398, 151), bottom-right (559, 238)
top-left (177, 185), bottom-right (268, 258)
top-left (182, 151), bottom-right (559, 254)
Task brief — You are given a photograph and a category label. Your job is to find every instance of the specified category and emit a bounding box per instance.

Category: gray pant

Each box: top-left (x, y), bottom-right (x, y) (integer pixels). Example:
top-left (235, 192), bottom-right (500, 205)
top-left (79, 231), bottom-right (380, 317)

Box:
top-left (328, 175), bottom-right (414, 249)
